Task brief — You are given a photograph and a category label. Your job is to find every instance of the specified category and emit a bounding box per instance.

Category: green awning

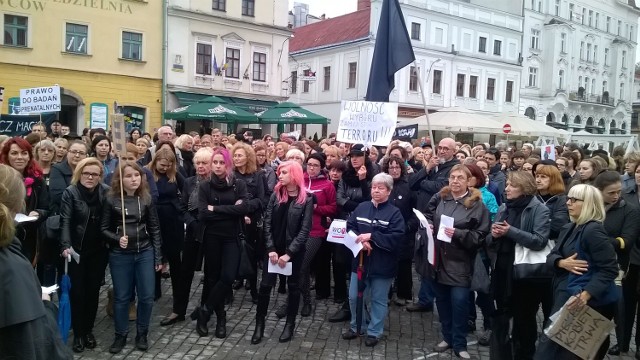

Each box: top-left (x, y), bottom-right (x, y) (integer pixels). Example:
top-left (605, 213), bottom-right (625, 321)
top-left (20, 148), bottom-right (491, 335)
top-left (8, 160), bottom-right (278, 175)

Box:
top-left (171, 91), bottom-right (277, 114)
top-left (164, 96), bottom-right (257, 123)
top-left (258, 102), bottom-right (328, 125)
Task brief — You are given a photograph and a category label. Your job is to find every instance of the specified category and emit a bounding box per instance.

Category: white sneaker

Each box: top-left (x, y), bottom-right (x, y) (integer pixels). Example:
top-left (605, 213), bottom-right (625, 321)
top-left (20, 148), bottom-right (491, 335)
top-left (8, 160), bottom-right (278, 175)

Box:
top-left (433, 341), bottom-right (451, 352)
top-left (455, 350), bottom-right (471, 359)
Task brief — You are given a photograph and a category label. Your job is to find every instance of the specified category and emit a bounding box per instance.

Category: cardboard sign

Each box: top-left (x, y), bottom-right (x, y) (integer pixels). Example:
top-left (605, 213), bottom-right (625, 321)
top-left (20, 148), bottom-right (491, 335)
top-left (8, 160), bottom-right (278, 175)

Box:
top-left (111, 114), bottom-right (127, 155)
top-left (337, 101), bottom-right (397, 146)
top-left (19, 85), bottom-right (61, 113)
top-left (545, 301), bottom-right (615, 360)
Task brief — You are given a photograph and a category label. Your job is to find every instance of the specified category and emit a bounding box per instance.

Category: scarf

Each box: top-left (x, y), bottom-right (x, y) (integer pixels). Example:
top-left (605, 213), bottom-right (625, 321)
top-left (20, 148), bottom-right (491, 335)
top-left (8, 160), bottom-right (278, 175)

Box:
top-left (502, 195), bottom-right (532, 225)
top-left (211, 173), bottom-right (231, 190)
top-left (24, 177), bottom-right (34, 197)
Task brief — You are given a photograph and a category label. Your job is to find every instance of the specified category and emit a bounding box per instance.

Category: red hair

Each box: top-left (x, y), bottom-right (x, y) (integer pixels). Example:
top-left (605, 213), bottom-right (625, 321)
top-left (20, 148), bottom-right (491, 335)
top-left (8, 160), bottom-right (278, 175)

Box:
top-left (0, 137), bottom-right (43, 179)
top-left (274, 161), bottom-right (306, 205)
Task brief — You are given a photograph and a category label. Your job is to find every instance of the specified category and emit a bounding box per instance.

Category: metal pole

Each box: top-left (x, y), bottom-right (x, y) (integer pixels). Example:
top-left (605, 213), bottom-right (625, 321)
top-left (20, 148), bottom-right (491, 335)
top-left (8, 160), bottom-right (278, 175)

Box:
top-left (414, 59), bottom-right (440, 147)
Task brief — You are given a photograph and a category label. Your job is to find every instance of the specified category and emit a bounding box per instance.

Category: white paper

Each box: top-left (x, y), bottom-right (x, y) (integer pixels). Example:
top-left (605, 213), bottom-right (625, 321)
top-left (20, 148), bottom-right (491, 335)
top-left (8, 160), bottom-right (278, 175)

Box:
top-left (426, 225), bottom-right (436, 265)
top-left (326, 219), bottom-right (347, 243)
top-left (437, 215), bottom-right (454, 243)
top-left (15, 213), bottom-right (38, 223)
top-left (412, 208), bottom-right (429, 229)
top-left (267, 262), bottom-right (292, 276)
top-left (345, 230), bottom-right (364, 257)
top-left (41, 285), bottom-right (59, 295)
top-left (69, 247), bottom-right (80, 264)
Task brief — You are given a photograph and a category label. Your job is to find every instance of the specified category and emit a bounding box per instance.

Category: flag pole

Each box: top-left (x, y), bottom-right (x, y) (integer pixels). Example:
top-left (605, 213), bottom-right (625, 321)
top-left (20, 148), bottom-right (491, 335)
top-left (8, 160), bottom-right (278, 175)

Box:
top-left (413, 60), bottom-right (435, 148)
top-left (118, 156), bottom-right (126, 239)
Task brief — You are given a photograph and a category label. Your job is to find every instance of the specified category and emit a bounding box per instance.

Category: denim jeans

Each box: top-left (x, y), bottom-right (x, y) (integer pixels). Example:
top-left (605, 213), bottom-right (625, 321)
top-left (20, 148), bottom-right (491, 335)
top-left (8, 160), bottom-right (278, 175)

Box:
top-left (434, 281), bottom-right (470, 352)
top-left (348, 272), bottom-right (393, 338)
top-left (416, 276), bottom-right (435, 306)
top-left (109, 248), bottom-right (155, 336)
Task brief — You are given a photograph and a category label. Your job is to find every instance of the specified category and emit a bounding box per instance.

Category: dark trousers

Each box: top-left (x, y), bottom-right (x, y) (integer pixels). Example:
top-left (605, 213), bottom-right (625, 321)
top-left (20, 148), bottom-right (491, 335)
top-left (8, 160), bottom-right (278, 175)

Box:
top-left (203, 236), bottom-right (240, 314)
top-left (395, 258), bottom-right (413, 300)
top-left (243, 222), bottom-right (260, 295)
top-left (332, 244), bottom-right (350, 302)
top-left (511, 279), bottom-right (553, 360)
top-left (312, 240), bottom-right (332, 298)
top-left (69, 249), bottom-right (108, 337)
top-left (300, 237), bottom-right (324, 303)
top-left (174, 240), bottom-right (201, 316)
top-left (256, 250), bottom-right (305, 322)
top-left (469, 291), bottom-right (494, 330)
top-left (155, 250), bottom-right (182, 310)
top-left (618, 264), bottom-right (640, 351)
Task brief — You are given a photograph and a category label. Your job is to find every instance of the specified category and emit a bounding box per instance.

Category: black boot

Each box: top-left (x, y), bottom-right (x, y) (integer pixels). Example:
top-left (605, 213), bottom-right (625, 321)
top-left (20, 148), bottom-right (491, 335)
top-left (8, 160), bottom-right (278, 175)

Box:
top-left (196, 306), bottom-right (211, 337)
top-left (300, 298), bottom-right (312, 317)
top-left (279, 321), bottom-right (295, 343)
top-left (72, 336), bottom-right (85, 353)
top-left (135, 332), bottom-right (148, 351)
top-left (109, 334), bottom-right (127, 354)
top-left (189, 305), bottom-right (201, 321)
top-left (215, 309), bottom-right (227, 339)
top-left (251, 317), bottom-right (265, 344)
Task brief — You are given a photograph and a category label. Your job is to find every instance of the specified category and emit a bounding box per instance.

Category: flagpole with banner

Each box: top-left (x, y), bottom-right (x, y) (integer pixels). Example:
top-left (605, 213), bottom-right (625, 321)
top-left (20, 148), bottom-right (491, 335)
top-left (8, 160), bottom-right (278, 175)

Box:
top-left (111, 113), bottom-right (128, 238)
top-left (414, 62), bottom-right (436, 148)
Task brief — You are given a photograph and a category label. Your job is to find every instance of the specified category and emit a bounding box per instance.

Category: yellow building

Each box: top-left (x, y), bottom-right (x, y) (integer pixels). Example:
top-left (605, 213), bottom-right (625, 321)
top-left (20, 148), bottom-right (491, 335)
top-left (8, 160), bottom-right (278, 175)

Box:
top-left (0, 0), bottom-right (163, 133)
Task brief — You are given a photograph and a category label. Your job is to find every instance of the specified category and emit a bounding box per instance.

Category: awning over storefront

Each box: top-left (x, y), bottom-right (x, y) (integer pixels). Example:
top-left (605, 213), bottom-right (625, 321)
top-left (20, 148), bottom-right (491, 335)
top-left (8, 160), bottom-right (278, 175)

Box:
top-left (171, 91), bottom-right (277, 114)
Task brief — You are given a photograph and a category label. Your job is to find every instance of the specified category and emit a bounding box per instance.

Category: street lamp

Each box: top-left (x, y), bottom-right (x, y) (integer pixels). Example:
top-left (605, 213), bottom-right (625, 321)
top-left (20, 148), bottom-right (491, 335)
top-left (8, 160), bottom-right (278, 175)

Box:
top-left (426, 58), bottom-right (441, 83)
top-left (278, 34), bottom-right (295, 66)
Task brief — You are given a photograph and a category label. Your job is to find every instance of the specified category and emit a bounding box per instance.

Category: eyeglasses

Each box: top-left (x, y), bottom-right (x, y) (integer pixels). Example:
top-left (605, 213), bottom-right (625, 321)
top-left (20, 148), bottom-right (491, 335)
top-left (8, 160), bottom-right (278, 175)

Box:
top-left (388, 166), bottom-right (402, 170)
top-left (69, 150), bottom-right (87, 157)
top-left (567, 197), bottom-right (583, 204)
top-left (81, 172), bottom-right (100, 178)
top-left (306, 163), bottom-right (321, 168)
top-left (437, 146), bottom-right (451, 151)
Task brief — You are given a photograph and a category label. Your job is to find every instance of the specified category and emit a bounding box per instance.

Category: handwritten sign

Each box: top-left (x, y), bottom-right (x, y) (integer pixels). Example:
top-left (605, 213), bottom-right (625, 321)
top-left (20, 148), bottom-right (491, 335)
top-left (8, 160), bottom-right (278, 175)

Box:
top-left (545, 302), bottom-right (615, 359)
top-left (337, 101), bottom-right (397, 147)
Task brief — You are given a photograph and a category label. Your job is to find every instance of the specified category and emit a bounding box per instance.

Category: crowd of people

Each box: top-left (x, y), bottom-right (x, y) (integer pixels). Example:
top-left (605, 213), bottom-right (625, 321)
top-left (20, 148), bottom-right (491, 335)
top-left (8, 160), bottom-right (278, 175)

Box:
top-left (0, 122), bottom-right (638, 360)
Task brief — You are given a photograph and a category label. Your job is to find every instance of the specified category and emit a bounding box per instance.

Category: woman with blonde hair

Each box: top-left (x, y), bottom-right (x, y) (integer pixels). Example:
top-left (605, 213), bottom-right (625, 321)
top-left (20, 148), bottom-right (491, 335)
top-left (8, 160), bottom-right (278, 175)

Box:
top-left (59, 158), bottom-right (110, 352)
top-left (174, 134), bottom-right (195, 177)
top-left (323, 145), bottom-right (340, 166)
top-left (272, 142), bottom-right (290, 168)
top-left (34, 139), bottom-right (56, 187)
top-left (53, 138), bottom-right (68, 163)
top-left (135, 138), bottom-right (150, 160)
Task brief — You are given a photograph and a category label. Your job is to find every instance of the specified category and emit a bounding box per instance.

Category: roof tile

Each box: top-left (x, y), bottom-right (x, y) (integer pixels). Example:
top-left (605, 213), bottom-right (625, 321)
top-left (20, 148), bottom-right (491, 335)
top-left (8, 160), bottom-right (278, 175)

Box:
top-left (290, 8), bottom-right (371, 53)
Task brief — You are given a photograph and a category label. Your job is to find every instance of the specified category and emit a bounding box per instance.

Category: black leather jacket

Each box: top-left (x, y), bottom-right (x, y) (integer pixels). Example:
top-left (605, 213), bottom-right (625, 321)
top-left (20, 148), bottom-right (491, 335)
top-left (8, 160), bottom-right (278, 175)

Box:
top-left (59, 184), bottom-right (110, 252)
top-left (264, 192), bottom-right (314, 257)
top-left (100, 195), bottom-right (162, 265)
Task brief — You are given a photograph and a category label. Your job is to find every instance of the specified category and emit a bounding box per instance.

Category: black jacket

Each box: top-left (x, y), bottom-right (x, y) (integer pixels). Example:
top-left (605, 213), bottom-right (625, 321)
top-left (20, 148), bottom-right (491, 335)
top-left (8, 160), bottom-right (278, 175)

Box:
top-left (427, 187), bottom-right (490, 287)
top-left (409, 158), bottom-right (459, 212)
top-left (488, 164), bottom-right (506, 201)
top-left (536, 193), bottom-right (570, 241)
top-left (547, 221), bottom-right (619, 312)
top-left (336, 160), bottom-right (377, 219)
top-left (264, 192), bottom-right (314, 257)
top-left (16, 176), bottom-right (49, 263)
top-left (100, 195), bottom-right (163, 266)
top-left (59, 184), bottom-right (110, 252)
top-left (388, 176), bottom-right (418, 260)
top-left (603, 197), bottom-right (640, 272)
top-left (197, 175), bottom-right (250, 240)
top-left (623, 190), bottom-right (640, 266)
top-left (49, 161), bottom-right (73, 214)
top-left (234, 170), bottom-right (267, 222)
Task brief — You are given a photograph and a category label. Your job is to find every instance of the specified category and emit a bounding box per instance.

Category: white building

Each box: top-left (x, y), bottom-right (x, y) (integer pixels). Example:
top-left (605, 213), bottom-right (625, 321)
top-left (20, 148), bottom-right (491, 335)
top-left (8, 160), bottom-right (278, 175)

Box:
top-left (165, 0), bottom-right (291, 136)
top-left (288, 0), bottom-right (524, 139)
top-left (520, 0), bottom-right (640, 135)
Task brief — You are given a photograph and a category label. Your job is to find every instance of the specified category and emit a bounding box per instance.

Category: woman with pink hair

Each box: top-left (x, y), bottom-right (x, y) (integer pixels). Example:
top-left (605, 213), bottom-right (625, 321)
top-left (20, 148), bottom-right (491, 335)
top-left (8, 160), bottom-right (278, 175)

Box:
top-left (251, 161), bottom-right (314, 344)
top-left (194, 148), bottom-right (250, 339)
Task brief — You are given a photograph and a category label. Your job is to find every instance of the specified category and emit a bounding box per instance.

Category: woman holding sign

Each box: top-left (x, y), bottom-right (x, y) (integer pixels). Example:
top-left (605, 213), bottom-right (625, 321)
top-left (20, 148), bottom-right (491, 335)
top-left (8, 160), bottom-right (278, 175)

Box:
top-left (251, 161), bottom-right (313, 344)
top-left (426, 164), bottom-right (490, 359)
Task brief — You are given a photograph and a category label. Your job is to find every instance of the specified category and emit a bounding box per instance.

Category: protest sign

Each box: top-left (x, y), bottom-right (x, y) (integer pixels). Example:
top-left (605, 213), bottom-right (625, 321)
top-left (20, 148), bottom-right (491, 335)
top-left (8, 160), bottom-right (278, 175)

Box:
top-left (19, 85), bottom-right (61, 113)
top-left (542, 144), bottom-right (555, 161)
top-left (111, 114), bottom-right (127, 155)
top-left (393, 124), bottom-right (418, 139)
top-left (90, 103), bottom-right (109, 130)
top-left (337, 101), bottom-right (397, 146)
top-left (0, 114), bottom-right (57, 136)
top-left (545, 301), bottom-right (615, 359)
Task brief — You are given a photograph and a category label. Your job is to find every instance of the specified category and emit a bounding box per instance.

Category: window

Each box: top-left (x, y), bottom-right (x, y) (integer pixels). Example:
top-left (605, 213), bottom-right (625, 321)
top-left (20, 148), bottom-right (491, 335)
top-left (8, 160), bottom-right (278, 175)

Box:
top-left (196, 43), bottom-right (212, 75)
top-left (603, 81), bottom-right (608, 94)
top-left (560, 33), bottom-right (566, 53)
top-left (606, 16), bottom-right (611, 32)
top-left (290, 71), bottom-right (297, 94)
top-left (469, 76), bottom-right (478, 98)
top-left (4, 15), bottom-right (28, 47)
top-left (65, 23), bottom-right (87, 54)
top-left (555, 0), bottom-right (560, 16)
top-left (618, 20), bottom-right (622, 36)
top-left (558, 70), bottom-right (564, 89)
top-left (434, 27), bottom-right (444, 45)
top-left (578, 76), bottom-right (582, 88)
top-left (580, 41), bottom-right (584, 59)
top-left (411, 23), bottom-right (420, 40)
top-left (620, 82), bottom-right (624, 99)
top-left (585, 77), bottom-right (590, 92)
top-left (586, 43), bottom-right (591, 61)
top-left (409, 67), bottom-right (419, 91)
top-left (505, 80), bottom-right (514, 102)
top-left (122, 31), bottom-right (142, 60)
top-left (323, 66), bottom-right (331, 91)
top-left (242, 0), bottom-right (255, 16)
top-left (478, 37), bottom-right (486, 53)
top-left (595, 13), bottom-right (599, 28)
top-left (302, 69), bottom-right (310, 93)
top-left (348, 62), bottom-right (357, 88)
top-left (225, 48), bottom-right (240, 78)
top-left (604, 48), bottom-right (609, 66)
top-left (486, 78), bottom-right (495, 100)
top-left (432, 70), bottom-right (442, 94)
top-left (626, 24), bottom-right (629, 39)
top-left (631, 26), bottom-right (635, 41)
top-left (212, 0), bottom-right (225, 11)
top-left (581, 8), bottom-right (586, 25)
top-left (569, 3), bottom-right (574, 21)
top-left (456, 74), bottom-right (465, 97)
top-left (592, 79), bottom-right (596, 94)
top-left (593, 45), bottom-right (598, 63)
top-left (493, 40), bottom-right (502, 56)
top-left (622, 50), bottom-right (627, 68)
top-left (252, 52), bottom-right (266, 82)
top-left (528, 67), bottom-right (538, 87)
top-left (530, 29), bottom-right (540, 49)
top-left (588, 10), bottom-right (593, 26)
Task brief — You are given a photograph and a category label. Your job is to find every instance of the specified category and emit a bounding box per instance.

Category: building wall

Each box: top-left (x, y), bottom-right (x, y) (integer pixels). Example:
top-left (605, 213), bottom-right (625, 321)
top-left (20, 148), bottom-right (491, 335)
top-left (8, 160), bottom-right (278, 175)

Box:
top-left (0, 0), bottom-right (162, 131)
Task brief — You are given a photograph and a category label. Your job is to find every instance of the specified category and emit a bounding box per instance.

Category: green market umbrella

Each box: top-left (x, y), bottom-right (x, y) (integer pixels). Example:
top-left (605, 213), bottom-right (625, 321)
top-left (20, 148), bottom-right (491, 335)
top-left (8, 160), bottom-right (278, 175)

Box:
top-left (258, 102), bottom-right (328, 124)
top-left (164, 96), bottom-right (257, 124)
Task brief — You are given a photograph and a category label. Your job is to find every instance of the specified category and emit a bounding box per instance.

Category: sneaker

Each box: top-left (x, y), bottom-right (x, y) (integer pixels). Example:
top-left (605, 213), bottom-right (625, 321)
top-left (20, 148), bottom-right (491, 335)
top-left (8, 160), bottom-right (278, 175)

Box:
top-left (478, 329), bottom-right (491, 346)
top-left (109, 334), bottom-right (126, 354)
top-left (433, 341), bottom-right (451, 352)
top-left (455, 350), bottom-right (471, 359)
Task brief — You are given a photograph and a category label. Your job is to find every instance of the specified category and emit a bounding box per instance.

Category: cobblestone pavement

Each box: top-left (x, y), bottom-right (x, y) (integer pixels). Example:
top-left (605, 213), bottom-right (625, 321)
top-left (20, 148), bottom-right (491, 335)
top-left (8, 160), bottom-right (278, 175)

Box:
top-left (70, 271), bottom-right (637, 360)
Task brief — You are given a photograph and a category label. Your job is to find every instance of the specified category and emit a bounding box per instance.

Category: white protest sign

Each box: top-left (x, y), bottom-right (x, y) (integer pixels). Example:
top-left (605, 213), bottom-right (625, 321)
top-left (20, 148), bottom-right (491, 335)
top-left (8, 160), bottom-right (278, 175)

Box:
top-left (337, 101), bottom-right (397, 147)
top-left (19, 85), bottom-right (61, 113)
top-left (327, 219), bottom-right (347, 243)
top-left (542, 144), bottom-right (555, 161)
top-left (111, 114), bottom-right (127, 155)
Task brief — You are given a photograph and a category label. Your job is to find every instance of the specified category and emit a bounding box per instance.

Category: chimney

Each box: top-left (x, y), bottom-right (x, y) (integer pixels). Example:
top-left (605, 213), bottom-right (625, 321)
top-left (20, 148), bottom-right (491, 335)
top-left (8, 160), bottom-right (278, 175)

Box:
top-left (357, 0), bottom-right (371, 11)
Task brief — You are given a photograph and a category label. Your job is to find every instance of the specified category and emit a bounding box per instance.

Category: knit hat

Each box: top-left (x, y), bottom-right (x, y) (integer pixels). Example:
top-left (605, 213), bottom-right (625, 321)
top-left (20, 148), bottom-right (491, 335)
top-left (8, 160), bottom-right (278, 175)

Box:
top-left (307, 152), bottom-right (326, 169)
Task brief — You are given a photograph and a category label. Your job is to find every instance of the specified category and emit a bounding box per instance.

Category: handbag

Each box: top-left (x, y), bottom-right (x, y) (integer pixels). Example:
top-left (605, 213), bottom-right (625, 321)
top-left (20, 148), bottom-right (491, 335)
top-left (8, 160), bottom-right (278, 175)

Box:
top-left (413, 227), bottom-right (432, 278)
top-left (45, 214), bottom-right (61, 240)
top-left (237, 221), bottom-right (255, 278)
top-left (470, 251), bottom-right (491, 293)
top-left (512, 240), bottom-right (554, 280)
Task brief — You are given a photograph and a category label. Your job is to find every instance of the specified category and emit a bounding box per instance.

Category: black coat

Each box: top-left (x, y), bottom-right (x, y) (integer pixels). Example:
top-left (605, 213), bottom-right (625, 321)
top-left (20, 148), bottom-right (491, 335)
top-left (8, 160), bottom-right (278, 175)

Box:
top-left (623, 189), bottom-right (640, 266)
top-left (234, 170), bottom-right (267, 222)
top-left (264, 192), bottom-right (314, 257)
top-left (536, 193), bottom-right (570, 240)
top-left (388, 177), bottom-right (418, 260)
top-left (155, 173), bottom-right (186, 254)
top-left (16, 176), bottom-right (49, 263)
top-left (197, 175), bottom-right (250, 240)
top-left (603, 197), bottom-right (640, 272)
top-left (49, 161), bottom-right (73, 214)
top-left (59, 184), bottom-right (110, 252)
top-left (409, 158), bottom-right (459, 212)
top-left (336, 160), bottom-right (377, 219)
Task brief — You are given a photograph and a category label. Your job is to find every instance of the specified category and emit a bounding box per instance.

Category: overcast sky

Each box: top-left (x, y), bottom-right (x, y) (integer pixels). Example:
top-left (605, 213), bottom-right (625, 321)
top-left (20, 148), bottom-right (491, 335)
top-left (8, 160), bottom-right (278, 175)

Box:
top-left (288, 0), bottom-right (356, 18)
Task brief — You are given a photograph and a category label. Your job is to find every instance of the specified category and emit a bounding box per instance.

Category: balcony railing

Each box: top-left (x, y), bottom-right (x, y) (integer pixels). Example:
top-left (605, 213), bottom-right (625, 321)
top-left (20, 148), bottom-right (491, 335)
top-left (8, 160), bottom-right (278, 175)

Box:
top-left (569, 91), bottom-right (615, 106)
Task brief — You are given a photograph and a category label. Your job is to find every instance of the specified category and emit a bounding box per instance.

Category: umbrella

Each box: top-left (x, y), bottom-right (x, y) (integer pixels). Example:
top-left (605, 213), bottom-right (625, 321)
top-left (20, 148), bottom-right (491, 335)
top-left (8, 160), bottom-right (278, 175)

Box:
top-left (491, 113), bottom-right (570, 137)
top-left (398, 107), bottom-right (505, 134)
top-left (356, 252), bottom-right (365, 334)
top-left (258, 102), bottom-right (328, 124)
top-left (164, 96), bottom-right (258, 124)
top-left (57, 256), bottom-right (71, 343)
